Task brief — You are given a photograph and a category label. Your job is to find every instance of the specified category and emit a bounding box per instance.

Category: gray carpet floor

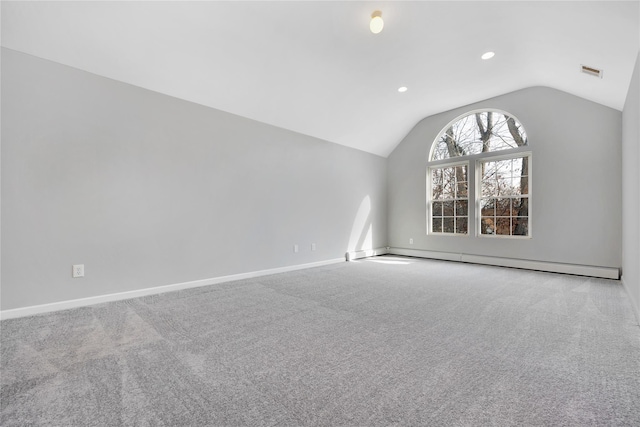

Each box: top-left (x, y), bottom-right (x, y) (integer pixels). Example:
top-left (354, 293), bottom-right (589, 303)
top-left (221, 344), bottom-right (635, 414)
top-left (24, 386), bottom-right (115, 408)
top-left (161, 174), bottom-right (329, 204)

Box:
top-left (1, 256), bottom-right (639, 426)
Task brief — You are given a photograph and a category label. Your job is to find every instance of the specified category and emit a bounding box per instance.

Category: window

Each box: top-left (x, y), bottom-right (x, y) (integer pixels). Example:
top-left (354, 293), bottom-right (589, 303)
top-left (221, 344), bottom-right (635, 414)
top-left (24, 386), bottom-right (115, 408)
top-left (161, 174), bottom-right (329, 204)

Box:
top-left (431, 111), bottom-right (526, 161)
top-left (430, 163), bottom-right (468, 234)
top-left (428, 110), bottom-right (530, 237)
top-left (479, 155), bottom-right (530, 236)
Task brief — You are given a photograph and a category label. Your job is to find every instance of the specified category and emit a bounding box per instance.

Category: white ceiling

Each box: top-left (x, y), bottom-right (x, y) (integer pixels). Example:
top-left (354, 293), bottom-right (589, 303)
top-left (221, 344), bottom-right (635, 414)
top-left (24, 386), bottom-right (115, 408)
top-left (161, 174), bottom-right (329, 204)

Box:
top-left (2, 1), bottom-right (639, 157)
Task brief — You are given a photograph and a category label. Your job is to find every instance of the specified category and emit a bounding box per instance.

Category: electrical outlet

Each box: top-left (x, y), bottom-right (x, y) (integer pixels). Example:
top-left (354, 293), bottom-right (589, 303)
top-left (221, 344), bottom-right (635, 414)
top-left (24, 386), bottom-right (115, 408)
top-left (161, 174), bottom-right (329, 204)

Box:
top-left (294, 244), bottom-right (299, 253)
top-left (311, 243), bottom-right (316, 251)
top-left (72, 264), bottom-right (84, 278)
top-left (409, 238), bottom-right (414, 244)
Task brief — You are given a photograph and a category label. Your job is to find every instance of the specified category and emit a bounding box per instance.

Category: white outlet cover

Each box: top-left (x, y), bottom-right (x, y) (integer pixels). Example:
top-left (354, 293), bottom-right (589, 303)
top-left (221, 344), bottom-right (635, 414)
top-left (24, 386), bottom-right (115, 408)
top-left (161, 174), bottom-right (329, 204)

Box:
top-left (73, 264), bottom-right (84, 278)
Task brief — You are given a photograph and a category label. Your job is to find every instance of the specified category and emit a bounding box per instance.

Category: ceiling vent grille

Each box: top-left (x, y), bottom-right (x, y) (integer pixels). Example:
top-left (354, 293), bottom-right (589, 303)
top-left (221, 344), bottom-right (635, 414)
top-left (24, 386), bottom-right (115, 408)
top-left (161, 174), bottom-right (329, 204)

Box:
top-left (581, 65), bottom-right (603, 78)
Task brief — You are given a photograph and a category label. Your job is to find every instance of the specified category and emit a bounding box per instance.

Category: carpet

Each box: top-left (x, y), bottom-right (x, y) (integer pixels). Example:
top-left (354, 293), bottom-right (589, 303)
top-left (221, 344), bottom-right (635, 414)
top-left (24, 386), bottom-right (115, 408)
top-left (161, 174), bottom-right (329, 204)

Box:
top-left (2, 256), bottom-right (639, 426)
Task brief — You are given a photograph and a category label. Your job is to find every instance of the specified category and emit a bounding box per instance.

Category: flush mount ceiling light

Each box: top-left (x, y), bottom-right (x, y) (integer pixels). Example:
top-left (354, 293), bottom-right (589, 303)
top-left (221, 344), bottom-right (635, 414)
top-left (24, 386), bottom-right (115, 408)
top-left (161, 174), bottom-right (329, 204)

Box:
top-left (481, 51), bottom-right (495, 60)
top-left (370, 10), bottom-right (384, 34)
top-left (398, 86), bottom-right (408, 93)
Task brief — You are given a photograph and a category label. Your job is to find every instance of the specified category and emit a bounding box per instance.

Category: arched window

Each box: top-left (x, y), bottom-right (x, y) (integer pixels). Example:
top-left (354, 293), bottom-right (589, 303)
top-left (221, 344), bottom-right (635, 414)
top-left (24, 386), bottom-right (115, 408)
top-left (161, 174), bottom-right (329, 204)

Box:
top-left (430, 111), bottom-right (527, 160)
top-left (428, 110), bottom-right (531, 237)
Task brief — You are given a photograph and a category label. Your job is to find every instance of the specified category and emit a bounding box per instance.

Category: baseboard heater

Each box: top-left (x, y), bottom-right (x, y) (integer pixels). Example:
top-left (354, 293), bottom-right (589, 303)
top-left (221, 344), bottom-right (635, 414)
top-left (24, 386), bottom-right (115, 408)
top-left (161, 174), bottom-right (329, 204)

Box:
top-left (345, 247), bottom-right (389, 261)
top-left (347, 247), bottom-right (620, 280)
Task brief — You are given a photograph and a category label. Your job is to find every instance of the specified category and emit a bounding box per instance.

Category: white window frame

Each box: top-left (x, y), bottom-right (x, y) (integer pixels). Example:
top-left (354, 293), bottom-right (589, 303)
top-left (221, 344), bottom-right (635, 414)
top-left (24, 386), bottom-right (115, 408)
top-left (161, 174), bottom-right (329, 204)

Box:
top-left (427, 160), bottom-right (469, 236)
top-left (427, 109), bottom-right (531, 239)
top-left (476, 151), bottom-right (532, 239)
top-left (428, 108), bottom-right (527, 161)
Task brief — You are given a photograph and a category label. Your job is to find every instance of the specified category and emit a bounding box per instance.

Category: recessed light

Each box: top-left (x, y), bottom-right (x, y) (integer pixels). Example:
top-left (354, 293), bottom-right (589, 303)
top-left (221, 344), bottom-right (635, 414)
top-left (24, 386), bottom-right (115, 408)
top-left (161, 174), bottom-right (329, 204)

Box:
top-left (398, 86), bottom-right (408, 93)
top-left (481, 51), bottom-right (495, 60)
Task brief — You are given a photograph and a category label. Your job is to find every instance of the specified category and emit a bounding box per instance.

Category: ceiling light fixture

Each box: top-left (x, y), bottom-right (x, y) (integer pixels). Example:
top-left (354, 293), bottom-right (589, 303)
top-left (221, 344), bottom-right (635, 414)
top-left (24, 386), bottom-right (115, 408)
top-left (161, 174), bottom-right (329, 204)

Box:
top-left (398, 86), bottom-right (408, 93)
top-left (481, 51), bottom-right (495, 60)
top-left (370, 10), bottom-right (384, 34)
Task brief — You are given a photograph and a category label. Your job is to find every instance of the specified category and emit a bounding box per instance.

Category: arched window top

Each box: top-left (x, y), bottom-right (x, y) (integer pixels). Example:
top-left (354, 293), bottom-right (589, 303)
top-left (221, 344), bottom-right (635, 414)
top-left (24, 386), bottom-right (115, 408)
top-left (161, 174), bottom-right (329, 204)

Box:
top-left (430, 110), bottom-right (528, 161)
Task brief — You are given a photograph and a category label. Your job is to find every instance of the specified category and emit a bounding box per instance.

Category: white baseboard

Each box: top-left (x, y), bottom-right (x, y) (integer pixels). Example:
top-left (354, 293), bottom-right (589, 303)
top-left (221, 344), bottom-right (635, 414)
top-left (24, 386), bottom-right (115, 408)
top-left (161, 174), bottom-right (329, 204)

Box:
top-left (621, 277), bottom-right (640, 325)
top-left (387, 248), bottom-right (620, 280)
top-left (0, 258), bottom-right (345, 320)
top-left (345, 247), bottom-right (389, 261)
top-left (388, 248), bottom-right (462, 262)
top-left (2, 250), bottom-right (624, 320)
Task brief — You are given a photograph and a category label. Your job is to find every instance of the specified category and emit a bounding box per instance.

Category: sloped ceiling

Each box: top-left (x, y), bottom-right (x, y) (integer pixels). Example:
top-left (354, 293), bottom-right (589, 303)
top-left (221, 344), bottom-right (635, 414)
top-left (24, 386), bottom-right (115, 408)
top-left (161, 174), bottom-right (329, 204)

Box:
top-left (2, 1), bottom-right (639, 157)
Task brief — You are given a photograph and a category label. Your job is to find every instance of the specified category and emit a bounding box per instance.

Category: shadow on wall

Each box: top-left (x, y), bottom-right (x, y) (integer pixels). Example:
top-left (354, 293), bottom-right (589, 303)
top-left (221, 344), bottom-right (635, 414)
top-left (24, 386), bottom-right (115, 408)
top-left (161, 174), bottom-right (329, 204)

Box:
top-left (347, 195), bottom-right (373, 252)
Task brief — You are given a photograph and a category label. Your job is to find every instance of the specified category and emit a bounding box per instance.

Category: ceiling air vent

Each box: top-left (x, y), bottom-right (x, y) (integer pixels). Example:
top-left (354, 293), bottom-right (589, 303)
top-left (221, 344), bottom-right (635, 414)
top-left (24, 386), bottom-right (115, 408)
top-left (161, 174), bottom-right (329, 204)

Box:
top-left (581, 64), bottom-right (603, 78)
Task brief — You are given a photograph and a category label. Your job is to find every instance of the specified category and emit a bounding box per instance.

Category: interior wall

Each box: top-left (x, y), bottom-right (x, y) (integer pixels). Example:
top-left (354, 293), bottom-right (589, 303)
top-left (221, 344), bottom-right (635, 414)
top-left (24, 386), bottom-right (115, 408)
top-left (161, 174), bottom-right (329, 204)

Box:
top-left (1, 48), bottom-right (387, 311)
top-left (387, 86), bottom-right (622, 270)
top-left (622, 50), bottom-right (640, 321)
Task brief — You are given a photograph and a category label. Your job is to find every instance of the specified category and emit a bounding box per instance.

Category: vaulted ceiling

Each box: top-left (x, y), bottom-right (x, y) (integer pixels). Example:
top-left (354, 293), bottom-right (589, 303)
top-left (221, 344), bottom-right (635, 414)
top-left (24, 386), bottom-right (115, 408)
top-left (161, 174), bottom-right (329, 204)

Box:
top-left (2, 1), bottom-right (639, 157)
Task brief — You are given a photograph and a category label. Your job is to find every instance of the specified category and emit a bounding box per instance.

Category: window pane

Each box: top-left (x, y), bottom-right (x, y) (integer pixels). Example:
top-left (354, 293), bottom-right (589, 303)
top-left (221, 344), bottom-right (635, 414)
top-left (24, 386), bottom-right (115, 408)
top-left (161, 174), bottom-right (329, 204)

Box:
top-left (519, 176), bottom-right (529, 195)
top-left (511, 198), bottom-right (520, 211)
top-left (513, 217), bottom-right (529, 236)
top-left (443, 217), bottom-right (455, 233)
top-left (481, 218), bottom-right (495, 235)
top-left (495, 217), bottom-right (511, 235)
top-left (432, 184), bottom-right (443, 200)
top-left (511, 198), bottom-right (528, 216)
top-left (519, 157), bottom-right (529, 175)
top-left (432, 201), bottom-right (443, 217)
top-left (456, 181), bottom-right (468, 198)
top-left (443, 167), bottom-right (455, 181)
top-left (430, 111), bottom-right (527, 161)
top-left (456, 200), bottom-right (468, 216)
top-left (456, 217), bottom-right (468, 234)
top-left (495, 198), bottom-right (511, 216)
top-left (482, 178), bottom-right (497, 198)
top-left (442, 201), bottom-right (455, 216)
top-left (432, 217), bottom-right (442, 233)
top-left (442, 178), bottom-right (455, 199)
top-left (481, 199), bottom-right (495, 217)
top-left (514, 197), bottom-right (528, 216)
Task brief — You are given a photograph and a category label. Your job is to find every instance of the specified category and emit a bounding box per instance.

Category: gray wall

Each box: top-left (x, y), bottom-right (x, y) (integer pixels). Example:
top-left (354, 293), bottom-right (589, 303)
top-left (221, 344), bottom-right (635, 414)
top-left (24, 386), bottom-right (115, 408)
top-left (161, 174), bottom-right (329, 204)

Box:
top-left (1, 48), bottom-right (387, 311)
top-left (622, 50), bottom-right (640, 319)
top-left (388, 86), bottom-right (622, 269)
top-left (1, 46), bottom-right (634, 314)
